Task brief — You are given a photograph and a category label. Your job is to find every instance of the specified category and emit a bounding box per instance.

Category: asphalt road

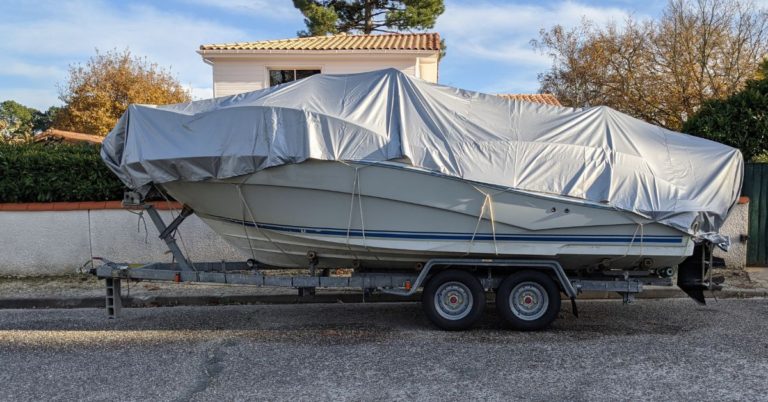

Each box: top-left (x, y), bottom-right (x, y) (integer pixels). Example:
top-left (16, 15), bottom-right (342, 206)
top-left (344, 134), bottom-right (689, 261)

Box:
top-left (0, 299), bottom-right (766, 401)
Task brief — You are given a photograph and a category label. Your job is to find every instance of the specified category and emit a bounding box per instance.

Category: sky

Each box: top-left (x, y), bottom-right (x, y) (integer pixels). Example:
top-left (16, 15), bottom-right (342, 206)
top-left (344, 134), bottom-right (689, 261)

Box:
top-left (0, 0), bottom-right (675, 111)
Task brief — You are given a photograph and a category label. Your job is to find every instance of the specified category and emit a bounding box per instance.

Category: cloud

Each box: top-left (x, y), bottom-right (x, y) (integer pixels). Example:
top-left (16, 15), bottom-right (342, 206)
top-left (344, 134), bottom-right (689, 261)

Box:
top-left (0, 89), bottom-right (60, 111)
top-left (438, 1), bottom-right (637, 67)
top-left (0, 0), bottom-right (662, 107)
top-left (186, 85), bottom-right (214, 101)
top-left (459, 43), bottom-right (551, 65)
top-left (435, 0), bottom-right (645, 94)
top-left (182, 0), bottom-right (299, 20)
top-left (0, 59), bottom-right (66, 80)
top-left (0, 1), bottom-right (249, 82)
top-left (0, 0), bottom-right (256, 109)
top-left (477, 77), bottom-right (543, 95)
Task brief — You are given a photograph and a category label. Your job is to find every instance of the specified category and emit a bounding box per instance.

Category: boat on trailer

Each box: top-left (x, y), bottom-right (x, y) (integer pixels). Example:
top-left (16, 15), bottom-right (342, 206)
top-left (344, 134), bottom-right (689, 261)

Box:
top-left (97, 69), bottom-right (743, 330)
top-left (160, 160), bottom-right (693, 272)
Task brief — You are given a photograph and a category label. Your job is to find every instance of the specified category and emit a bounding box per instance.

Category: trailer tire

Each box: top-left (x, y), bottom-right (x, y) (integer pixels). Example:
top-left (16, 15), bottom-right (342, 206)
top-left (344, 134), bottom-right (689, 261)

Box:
top-left (422, 270), bottom-right (485, 331)
top-left (496, 270), bottom-right (560, 331)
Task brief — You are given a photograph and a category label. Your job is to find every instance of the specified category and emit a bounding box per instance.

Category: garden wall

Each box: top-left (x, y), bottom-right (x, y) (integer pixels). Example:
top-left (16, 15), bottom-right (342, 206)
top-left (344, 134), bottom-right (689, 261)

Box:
top-left (713, 200), bottom-right (750, 269)
top-left (0, 202), bottom-right (243, 276)
top-left (0, 200), bottom-right (751, 277)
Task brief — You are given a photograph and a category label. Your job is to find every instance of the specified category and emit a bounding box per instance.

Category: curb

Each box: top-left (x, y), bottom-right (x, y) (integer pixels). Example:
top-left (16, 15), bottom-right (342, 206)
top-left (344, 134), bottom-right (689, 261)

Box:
top-left (0, 293), bottom-right (421, 310)
top-left (0, 289), bottom-right (764, 310)
top-left (574, 288), bottom-right (768, 300)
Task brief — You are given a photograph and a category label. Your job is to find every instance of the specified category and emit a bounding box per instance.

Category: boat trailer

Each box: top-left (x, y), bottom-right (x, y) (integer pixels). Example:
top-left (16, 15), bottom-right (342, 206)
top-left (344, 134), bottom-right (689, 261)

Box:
top-left (90, 201), bottom-right (721, 330)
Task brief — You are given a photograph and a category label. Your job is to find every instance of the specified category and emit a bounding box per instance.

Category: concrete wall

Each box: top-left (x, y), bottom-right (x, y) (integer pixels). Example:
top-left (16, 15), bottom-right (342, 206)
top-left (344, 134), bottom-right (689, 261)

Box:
top-left (714, 202), bottom-right (750, 269)
top-left (0, 209), bottom-right (245, 276)
top-left (0, 202), bottom-right (751, 276)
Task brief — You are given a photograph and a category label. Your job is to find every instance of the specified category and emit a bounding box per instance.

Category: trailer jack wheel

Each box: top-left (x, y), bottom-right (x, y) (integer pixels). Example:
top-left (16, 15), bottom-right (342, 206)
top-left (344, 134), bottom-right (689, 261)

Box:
top-left (496, 270), bottom-right (561, 331)
top-left (422, 270), bottom-right (485, 331)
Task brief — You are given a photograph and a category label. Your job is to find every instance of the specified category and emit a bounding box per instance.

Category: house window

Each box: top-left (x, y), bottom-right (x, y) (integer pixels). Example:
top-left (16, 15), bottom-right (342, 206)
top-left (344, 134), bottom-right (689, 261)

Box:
top-left (269, 69), bottom-right (321, 86)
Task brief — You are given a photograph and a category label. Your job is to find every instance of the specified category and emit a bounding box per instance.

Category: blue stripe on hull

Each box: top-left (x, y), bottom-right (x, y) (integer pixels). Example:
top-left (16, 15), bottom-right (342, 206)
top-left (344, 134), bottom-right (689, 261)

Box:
top-left (205, 214), bottom-right (684, 244)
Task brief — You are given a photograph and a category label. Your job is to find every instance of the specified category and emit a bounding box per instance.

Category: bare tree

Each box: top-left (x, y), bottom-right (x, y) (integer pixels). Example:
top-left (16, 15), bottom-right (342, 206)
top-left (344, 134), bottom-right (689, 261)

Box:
top-left (533, 0), bottom-right (768, 130)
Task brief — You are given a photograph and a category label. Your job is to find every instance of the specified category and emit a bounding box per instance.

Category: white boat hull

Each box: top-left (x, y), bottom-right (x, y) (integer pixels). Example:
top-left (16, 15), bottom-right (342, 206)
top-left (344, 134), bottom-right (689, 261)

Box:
top-left (161, 161), bottom-right (693, 270)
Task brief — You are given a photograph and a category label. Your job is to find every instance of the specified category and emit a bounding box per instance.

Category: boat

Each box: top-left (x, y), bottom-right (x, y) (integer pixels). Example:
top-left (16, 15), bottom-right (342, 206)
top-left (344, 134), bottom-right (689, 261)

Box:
top-left (101, 69), bottom-right (743, 273)
top-left (160, 160), bottom-right (693, 271)
top-left (97, 69), bottom-right (745, 330)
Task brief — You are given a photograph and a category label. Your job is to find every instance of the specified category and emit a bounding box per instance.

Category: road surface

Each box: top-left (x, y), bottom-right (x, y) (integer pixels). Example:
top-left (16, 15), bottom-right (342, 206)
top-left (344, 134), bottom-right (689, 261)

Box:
top-left (0, 298), bottom-right (766, 401)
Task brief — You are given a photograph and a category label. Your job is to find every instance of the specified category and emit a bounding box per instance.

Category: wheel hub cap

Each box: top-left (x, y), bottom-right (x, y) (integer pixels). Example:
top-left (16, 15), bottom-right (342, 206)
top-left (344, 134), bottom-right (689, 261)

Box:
top-left (434, 281), bottom-right (474, 321)
top-left (509, 281), bottom-right (549, 321)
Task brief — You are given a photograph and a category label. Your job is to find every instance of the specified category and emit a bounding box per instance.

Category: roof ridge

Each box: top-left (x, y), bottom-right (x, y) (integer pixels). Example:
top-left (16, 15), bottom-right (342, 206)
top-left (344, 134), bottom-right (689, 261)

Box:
top-left (200, 32), bottom-right (441, 51)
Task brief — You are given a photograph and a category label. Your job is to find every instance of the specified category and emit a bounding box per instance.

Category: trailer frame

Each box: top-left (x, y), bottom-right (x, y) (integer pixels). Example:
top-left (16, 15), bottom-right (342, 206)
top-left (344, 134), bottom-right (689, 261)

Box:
top-left (91, 203), bottom-right (675, 320)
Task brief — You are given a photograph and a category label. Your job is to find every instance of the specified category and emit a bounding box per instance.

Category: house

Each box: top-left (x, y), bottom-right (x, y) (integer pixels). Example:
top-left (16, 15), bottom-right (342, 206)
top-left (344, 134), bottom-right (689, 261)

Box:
top-left (199, 32), bottom-right (563, 108)
top-left (199, 32), bottom-right (441, 97)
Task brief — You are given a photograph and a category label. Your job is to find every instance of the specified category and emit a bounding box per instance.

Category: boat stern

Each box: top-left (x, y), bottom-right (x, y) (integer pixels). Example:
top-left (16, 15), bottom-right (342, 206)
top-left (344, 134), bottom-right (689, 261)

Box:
top-left (677, 242), bottom-right (725, 304)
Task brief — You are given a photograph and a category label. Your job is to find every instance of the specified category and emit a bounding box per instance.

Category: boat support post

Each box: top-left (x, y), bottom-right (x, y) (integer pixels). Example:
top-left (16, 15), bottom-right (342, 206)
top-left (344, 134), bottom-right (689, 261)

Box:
top-left (142, 204), bottom-right (195, 272)
top-left (299, 251), bottom-right (319, 297)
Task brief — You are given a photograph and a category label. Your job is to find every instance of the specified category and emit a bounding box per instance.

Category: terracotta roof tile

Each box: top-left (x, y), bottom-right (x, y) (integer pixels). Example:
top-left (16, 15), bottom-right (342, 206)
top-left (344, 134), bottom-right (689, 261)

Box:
top-left (497, 93), bottom-right (562, 106)
top-left (35, 129), bottom-right (103, 144)
top-left (200, 32), bottom-right (441, 52)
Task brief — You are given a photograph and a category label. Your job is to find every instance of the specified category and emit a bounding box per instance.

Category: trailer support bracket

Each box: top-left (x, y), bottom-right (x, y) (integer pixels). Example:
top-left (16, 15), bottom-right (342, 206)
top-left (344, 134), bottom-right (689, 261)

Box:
top-left (142, 205), bottom-right (195, 271)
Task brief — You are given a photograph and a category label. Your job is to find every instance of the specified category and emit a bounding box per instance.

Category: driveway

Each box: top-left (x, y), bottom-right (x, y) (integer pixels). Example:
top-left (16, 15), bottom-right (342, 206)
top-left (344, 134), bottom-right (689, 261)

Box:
top-left (0, 299), bottom-right (766, 401)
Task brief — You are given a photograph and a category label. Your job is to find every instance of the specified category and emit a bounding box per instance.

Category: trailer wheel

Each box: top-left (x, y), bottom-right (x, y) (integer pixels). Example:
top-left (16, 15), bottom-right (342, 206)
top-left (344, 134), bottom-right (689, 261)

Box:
top-left (496, 270), bottom-right (561, 331)
top-left (422, 270), bottom-right (485, 331)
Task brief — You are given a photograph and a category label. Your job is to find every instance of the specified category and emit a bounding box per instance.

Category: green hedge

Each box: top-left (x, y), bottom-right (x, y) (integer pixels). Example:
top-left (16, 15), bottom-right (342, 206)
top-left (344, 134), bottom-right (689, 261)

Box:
top-left (0, 142), bottom-right (125, 203)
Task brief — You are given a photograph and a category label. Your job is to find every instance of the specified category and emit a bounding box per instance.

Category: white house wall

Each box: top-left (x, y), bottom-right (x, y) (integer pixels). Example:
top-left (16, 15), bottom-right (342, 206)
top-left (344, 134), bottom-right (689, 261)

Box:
top-left (211, 55), bottom-right (419, 97)
top-left (419, 56), bottom-right (439, 83)
top-left (212, 60), bottom-right (267, 97)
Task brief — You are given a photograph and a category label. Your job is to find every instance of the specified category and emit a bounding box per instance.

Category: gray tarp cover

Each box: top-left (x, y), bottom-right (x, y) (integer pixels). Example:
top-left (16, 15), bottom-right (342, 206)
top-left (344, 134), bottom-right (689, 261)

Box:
top-left (102, 69), bottom-right (743, 244)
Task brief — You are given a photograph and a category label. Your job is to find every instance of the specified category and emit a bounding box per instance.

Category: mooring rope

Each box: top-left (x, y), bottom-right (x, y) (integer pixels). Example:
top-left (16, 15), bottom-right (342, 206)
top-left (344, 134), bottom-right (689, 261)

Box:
top-left (344, 167), bottom-right (357, 251)
top-left (355, 168), bottom-right (369, 251)
top-left (126, 209), bottom-right (149, 244)
top-left (339, 161), bottom-right (375, 259)
top-left (236, 187), bottom-right (259, 264)
top-left (598, 221), bottom-right (647, 270)
top-left (622, 222), bottom-right (645, 259)
top-left (236, 183), bottom-right (303, 266)
top-left (467, 187), bottom-right (499, 256)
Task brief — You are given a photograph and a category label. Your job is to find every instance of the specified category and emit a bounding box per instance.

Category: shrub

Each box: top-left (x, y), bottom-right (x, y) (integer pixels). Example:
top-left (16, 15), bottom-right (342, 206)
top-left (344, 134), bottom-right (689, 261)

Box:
top-left (0, 142), bottom-right (124, 203)
top-left (683, 59), bottom-right (768, 161)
